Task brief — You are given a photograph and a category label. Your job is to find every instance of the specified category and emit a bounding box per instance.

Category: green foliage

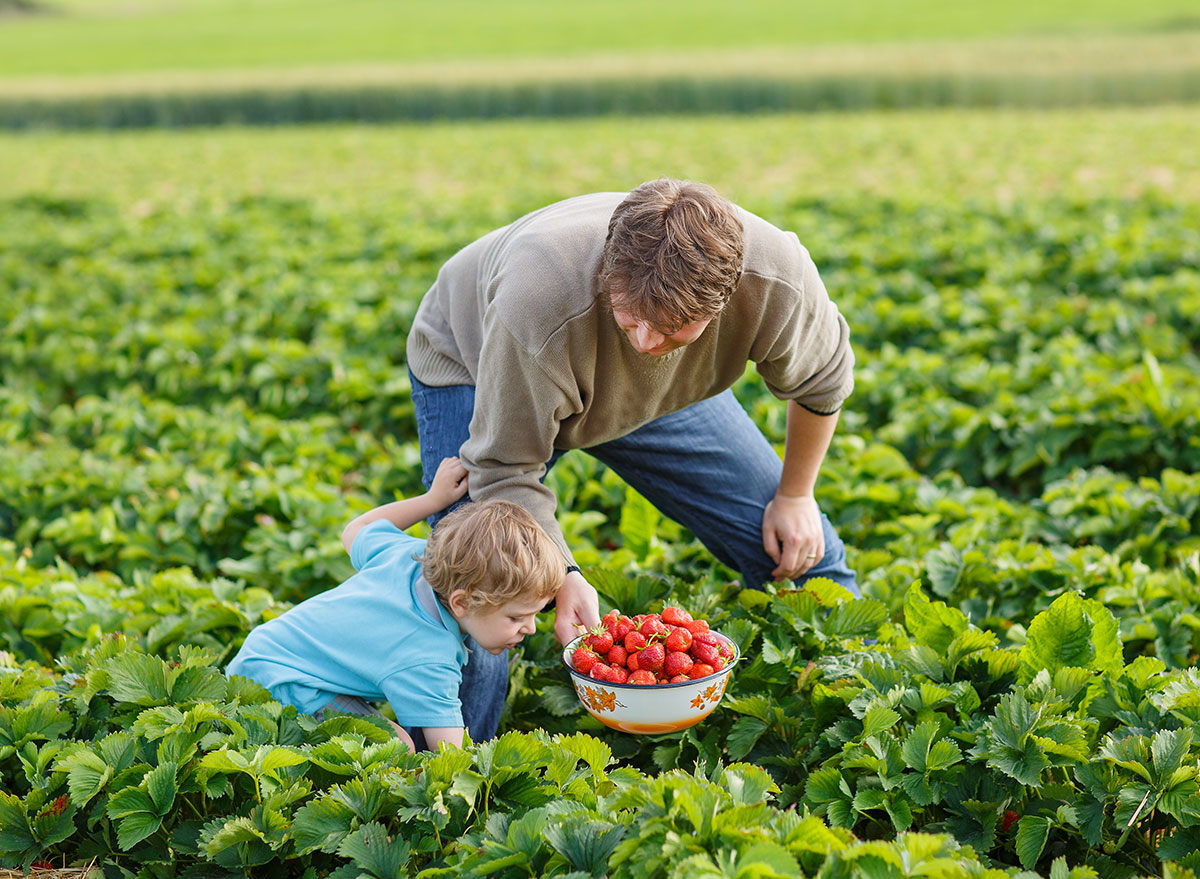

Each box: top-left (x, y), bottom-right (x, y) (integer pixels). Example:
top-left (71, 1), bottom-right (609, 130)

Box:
top-left (1, 118), bottom-right (1199, 877)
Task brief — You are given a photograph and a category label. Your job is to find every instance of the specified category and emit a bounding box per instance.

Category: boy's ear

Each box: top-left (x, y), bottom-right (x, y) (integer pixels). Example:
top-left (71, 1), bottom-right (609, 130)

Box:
top-left (447, 588), bottom-right (471, 617)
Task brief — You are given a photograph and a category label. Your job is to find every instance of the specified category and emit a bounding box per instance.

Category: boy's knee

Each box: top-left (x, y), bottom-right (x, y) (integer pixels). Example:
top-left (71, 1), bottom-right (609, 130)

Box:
top-left (391, 722), bottom-right (417, 751)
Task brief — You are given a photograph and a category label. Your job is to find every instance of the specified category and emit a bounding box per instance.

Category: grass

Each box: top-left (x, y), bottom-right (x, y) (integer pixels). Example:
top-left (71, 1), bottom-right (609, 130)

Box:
top-left (5, 33), bottom-right (1199, 97)
top-left (1, 105), bottom-right (1195, 216)
top-left (3, 0), bottom-right (1200, 78)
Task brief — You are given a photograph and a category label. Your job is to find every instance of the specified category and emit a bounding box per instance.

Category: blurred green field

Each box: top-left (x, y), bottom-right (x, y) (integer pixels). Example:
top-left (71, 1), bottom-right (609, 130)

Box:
top-left (1, 105), bottom-right (1196, 209)
top-left (5, 0), bottom-right (1200, 77)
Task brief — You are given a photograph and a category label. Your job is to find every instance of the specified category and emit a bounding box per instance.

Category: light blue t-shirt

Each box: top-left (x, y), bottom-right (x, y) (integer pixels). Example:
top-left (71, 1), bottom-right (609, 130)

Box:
top-left (226, 520), bottom-right (470, 727)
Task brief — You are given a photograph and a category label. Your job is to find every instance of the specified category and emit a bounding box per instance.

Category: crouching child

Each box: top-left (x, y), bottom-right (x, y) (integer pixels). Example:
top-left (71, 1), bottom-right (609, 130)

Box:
top-left (225, 456), bottom-right (561, 751)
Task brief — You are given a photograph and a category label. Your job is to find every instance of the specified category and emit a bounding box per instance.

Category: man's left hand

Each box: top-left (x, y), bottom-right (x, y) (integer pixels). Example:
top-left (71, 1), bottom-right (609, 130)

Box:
top-left (762, 493), bottom-right (825, 581)
top-left (553, 570), bottom-right (601, 645)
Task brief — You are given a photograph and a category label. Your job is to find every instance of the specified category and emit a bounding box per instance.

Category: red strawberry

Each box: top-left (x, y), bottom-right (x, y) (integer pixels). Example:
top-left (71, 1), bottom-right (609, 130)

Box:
top-left (613, 615), bottom-right (636, 640)
top-left (607, 645), bottom-right (628, 667)
top-left (709, 655), bottom-right (727, 672)
top-left (664, 651), bottom-right (694, 678)
top-left (665, 626), bottom-right (693, 652)
top-left (628, 669), bottom-right (657, 685)
top-left (683, 619), bottom-right (709, 635)
top-left (640, 618), bottom-right (670, 638)
top-left (572, 647), bottom-right (600, 674)
top-left (638, 643), bottom-right (666, 674)
top-left (691, 630), bottom-right (719, 646)
top-left (627, 651), bottom-right (641, 671)
top-left (589, 662), bottom-right (613, 680)
top-left (585, 627), bottom-right (613, 654)
top-left (661, 606), bottom-right (693, 626)
top-left (607, 666), bottom-right (629, 684)
top-left (716, 640), bottom-right (734, 661)
top-left (691, 641), bottom-right (720, 666)
top-left (1002, 810), bottom-right (1020, 834)
top-left (625, 631), bottom-right (647, 652)
top-left (669, 674), bottom-right (690, 683)
top-left (601, 610), bottom-right (619, 630)
top-left (689, 663), bottom-right (715, 679)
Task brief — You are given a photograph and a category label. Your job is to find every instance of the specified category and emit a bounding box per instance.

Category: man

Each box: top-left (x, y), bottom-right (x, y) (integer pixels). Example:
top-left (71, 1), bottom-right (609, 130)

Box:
top-left (405, 178), bottom-right (856, 741)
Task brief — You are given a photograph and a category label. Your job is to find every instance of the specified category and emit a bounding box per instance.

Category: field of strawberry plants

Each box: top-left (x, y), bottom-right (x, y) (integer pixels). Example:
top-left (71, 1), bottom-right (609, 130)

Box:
top-left (2, 105), bottom-right (1200, 878)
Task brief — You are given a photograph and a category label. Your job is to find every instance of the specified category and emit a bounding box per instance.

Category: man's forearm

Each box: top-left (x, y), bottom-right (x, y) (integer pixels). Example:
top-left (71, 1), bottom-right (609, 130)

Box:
top-left (777, 400), bottom-right (839, 497)
top-left (459, 460), bottom-right (575, 564)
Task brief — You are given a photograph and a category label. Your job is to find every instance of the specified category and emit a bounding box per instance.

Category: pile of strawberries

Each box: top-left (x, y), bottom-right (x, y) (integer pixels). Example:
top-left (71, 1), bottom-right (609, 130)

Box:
top-left (570, 605), bottom-right (734, 685)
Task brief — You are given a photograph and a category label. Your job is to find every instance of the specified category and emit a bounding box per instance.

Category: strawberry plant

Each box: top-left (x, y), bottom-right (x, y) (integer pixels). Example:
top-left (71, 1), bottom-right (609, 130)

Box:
top-left (3, 139), bottom-right (1200, 876)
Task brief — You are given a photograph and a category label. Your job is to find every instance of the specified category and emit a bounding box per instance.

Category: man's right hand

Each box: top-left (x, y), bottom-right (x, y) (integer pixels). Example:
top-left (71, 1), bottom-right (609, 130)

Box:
top-left (553, 570), bottom-right (601, 645)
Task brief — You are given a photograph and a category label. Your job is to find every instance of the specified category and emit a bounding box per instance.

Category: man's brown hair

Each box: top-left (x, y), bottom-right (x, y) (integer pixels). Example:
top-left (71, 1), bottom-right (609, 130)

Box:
top-left (420, 500), bottom-right (561, 612)
top-left (599, 178), bottom-right (744, 333)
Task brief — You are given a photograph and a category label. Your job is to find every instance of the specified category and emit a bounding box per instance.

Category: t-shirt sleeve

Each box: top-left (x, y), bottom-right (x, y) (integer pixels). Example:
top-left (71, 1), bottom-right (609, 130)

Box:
top-left (350, 520), bottom-right (423, 572)
top-left (380, 663), bottom-right (464, 728)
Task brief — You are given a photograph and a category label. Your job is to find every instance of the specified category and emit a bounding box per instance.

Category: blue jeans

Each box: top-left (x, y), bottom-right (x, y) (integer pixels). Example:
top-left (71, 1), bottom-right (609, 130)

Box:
top-left (407, 369), bottom-right (858, 740)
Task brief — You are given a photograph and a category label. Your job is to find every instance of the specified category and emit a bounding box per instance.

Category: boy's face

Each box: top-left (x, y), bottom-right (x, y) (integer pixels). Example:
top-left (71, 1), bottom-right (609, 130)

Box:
top-left (453, 594), bottom-right (547, 655)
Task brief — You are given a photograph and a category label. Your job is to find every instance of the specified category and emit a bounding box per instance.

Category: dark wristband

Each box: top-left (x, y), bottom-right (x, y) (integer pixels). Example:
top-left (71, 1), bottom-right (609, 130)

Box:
top-left (565, 564), bottom-right (581, 576)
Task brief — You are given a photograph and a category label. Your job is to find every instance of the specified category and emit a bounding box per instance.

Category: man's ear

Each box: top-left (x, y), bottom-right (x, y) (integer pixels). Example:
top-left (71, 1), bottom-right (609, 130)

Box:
top-left (447, 588), bottom-right (471, 618)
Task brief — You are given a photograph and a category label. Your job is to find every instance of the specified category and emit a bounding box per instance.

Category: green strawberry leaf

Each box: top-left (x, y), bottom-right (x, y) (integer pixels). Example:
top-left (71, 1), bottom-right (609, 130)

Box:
top-left (1151, 727), bottom-right (1192, 783)
top-left (726, 716), bottom-right (769, 761)
top-left (543, 813), bottom-right (626, 874)
top-left (291, 796), bottom-right (356, 855)
top-left (115, 810), bottom-right (163, 851)
top-left (1015, 815), bottom-right (1051, 870)
top-left (862, 705), bottom-right (901, 739)
top-left (58, 748), bottom-right (112, 807)
top-left (720, 763), bottom-right (779, 806)
top-left (904, 584), bottom-right (967, 655)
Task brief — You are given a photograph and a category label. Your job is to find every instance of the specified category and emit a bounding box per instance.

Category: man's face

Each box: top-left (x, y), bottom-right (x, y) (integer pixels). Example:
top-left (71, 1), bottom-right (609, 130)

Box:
top-left (612, 308), bottom-right (712, 357)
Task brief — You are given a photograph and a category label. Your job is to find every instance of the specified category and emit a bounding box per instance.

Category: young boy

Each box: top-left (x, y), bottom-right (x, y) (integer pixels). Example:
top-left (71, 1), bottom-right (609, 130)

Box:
top-left (226, 457), bottom-right (562, 751)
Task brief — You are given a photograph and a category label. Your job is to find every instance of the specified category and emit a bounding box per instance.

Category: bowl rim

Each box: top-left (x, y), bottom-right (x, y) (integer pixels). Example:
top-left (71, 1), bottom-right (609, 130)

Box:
top-left (560, 628), bottom-right (740, 690)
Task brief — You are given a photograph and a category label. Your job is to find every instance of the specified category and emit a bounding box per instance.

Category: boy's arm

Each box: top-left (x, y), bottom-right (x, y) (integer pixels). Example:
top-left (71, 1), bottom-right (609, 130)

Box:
top-left (421, 726), bottom-right (466, 750)
top-left (341, 457), bottom-right (468, 554)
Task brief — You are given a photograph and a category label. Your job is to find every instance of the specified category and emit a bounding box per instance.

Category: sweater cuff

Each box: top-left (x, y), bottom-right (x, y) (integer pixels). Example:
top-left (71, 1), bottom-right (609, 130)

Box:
top-left (797, 401), bottom-right (842, 416)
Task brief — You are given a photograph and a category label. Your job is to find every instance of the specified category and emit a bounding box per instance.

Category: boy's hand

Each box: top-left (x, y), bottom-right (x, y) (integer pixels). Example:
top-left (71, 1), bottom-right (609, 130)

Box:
top-left (430, 456), bottom-right (469, 508)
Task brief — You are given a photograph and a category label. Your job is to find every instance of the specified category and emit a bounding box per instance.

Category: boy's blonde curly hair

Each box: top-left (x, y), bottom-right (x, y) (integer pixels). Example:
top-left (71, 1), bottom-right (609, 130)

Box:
top-left (419, 500), bottom-right (562, 612)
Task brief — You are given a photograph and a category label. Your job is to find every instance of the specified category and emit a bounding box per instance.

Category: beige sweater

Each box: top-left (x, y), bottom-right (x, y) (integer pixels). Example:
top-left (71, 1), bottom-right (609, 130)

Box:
top-left (407, 192), bottom-right (854, 561)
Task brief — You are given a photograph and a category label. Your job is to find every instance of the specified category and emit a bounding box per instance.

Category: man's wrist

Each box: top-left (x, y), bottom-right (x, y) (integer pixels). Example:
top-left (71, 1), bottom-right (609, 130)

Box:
top-left (543, 565), bottom-right (580, 613)
top-left (773, 491), bottom-right (815, 502)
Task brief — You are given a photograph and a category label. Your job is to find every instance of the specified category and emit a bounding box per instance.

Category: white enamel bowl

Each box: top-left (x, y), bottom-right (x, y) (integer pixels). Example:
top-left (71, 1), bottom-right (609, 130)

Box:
top-left (560, 630), bottom-right (740, 734)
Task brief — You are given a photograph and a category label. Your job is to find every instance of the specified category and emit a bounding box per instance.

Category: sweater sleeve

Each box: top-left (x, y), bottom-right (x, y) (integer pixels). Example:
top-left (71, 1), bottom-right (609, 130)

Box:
top-left (458, 315), bottom-right (579, 564)
top-left (754, 248), bottom-right (855, 414)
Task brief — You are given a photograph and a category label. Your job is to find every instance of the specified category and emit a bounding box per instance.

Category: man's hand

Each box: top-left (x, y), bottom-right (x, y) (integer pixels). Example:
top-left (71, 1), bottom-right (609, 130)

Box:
top-left (762, 493), bottom-right (825, 581)
top-left (553, 570), bottom-right (601, 645)
top-left (428, 456), bottom-right (469, 509)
